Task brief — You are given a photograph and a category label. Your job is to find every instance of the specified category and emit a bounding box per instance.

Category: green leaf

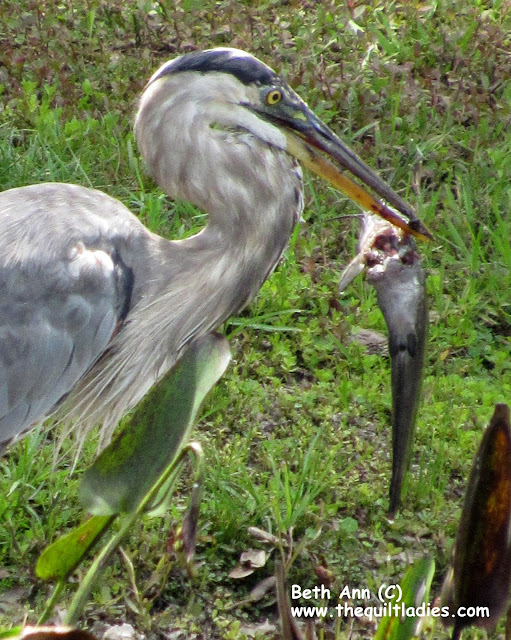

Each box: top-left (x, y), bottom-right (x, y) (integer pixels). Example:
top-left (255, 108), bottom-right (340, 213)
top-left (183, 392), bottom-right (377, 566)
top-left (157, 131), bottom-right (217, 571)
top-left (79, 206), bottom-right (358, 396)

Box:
top-left (444, 403), bottom-right (511, 637)
top-left (374, 556), bottom-right (435, 640)
top-left (79, 333), bottom-right (231, 515)
top-left (35, 515), bottom-right (113, 581)
top-left (340, 516), bottom-right (358, 534)
top-left (0, 628), bottom-right (23, 639)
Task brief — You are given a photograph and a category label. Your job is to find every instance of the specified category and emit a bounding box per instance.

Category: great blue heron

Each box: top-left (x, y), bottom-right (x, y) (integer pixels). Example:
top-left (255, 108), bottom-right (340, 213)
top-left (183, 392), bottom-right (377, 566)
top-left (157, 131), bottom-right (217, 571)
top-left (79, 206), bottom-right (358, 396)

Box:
top-left (0, 48), bottom-right (430, 451)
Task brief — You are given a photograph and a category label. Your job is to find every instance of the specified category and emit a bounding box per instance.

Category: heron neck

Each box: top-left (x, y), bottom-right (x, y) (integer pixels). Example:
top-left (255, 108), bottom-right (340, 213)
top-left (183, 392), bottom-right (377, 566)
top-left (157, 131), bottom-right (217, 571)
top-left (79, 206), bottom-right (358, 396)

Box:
top-left (156, 189), bottom-right (300, 324)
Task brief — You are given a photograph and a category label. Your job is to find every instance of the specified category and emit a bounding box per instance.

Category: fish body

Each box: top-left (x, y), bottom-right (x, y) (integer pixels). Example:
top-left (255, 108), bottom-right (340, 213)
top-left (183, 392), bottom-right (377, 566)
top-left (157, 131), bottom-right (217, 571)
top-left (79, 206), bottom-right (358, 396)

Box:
top-left (340, 214), bottom-right (427, 517)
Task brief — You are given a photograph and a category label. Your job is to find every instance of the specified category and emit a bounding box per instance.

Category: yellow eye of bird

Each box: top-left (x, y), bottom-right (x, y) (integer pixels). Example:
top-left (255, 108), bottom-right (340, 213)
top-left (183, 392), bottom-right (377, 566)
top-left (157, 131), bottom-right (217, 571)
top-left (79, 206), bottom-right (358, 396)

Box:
top-left (266, 89), bottom-right (282, 105)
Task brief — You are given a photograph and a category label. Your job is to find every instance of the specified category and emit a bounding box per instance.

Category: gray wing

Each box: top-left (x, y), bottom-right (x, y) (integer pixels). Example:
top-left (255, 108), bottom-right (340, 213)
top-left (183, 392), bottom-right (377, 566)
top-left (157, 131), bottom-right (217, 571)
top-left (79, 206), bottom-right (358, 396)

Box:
top-left (0, 183), bottom-right (148, 446)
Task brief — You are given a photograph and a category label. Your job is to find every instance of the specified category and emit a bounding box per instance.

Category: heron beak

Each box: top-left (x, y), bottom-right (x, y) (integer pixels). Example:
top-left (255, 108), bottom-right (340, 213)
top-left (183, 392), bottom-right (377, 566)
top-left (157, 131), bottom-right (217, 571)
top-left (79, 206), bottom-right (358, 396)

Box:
top-left (282, 113), bottom-right (432, 241)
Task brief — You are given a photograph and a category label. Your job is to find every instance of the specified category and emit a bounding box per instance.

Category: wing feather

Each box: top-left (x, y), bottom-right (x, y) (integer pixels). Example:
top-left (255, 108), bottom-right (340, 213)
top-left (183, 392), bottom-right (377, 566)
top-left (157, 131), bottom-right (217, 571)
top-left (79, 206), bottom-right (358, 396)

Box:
top-left (0, 183), bottom-right (144, 446)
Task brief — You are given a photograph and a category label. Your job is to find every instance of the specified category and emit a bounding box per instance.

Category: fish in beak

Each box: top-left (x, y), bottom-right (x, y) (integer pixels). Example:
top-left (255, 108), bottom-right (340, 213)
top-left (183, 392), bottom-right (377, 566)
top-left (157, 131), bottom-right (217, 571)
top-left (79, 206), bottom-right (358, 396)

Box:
top-left (339, 213), bottom-right (428, 518)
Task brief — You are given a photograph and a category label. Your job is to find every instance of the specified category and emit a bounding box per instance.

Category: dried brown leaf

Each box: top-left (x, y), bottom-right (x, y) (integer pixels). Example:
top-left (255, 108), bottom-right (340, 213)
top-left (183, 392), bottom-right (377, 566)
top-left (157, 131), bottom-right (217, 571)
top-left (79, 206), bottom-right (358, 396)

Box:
top-left (240, 549), bottom-right (268, 568)
top-left (228, 565), bottom-right (255, 579)
top-left (247, 526), bottom-right (280, 546)
top-left (248, 576), bottom-right (277, 602)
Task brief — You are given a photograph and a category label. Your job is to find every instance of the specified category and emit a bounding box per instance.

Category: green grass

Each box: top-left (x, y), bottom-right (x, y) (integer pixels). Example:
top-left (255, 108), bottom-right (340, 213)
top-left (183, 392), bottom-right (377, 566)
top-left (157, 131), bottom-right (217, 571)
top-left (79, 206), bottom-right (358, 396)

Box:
top-left (0, 0), bottom-right (510, 637)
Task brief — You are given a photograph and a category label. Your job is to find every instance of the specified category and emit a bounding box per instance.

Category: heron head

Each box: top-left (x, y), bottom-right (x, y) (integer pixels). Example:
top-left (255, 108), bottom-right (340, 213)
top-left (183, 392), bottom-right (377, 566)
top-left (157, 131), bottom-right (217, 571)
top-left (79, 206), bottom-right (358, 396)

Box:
top-left (137, 48), bottom-right (431, 241)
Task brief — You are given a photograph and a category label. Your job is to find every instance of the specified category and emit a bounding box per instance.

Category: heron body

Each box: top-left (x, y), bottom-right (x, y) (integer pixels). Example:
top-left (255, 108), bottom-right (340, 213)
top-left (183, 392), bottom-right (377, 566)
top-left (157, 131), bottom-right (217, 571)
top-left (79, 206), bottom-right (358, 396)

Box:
top-left (0, 48), bottom-right (428, 449)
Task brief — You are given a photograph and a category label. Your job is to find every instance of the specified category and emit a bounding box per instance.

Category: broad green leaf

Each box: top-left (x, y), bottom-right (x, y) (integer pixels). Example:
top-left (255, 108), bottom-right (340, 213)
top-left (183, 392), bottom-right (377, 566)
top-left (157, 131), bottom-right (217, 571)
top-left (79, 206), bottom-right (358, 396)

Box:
top-left (36, 515), bottom-right (112, 580)
top-left (0, 628), bottom-right (23, 639)
top-left (79, 333), bottom-right (231, 515)
top-left (374, 556), bottom-right (435, 640)
top-left (443, 403), bottom-right (511, 637)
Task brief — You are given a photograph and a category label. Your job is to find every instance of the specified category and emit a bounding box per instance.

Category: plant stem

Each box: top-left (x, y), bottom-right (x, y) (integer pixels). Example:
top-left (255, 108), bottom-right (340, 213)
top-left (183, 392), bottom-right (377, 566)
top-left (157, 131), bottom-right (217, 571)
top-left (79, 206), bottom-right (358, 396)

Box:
top-left (64, 442), bottom-right (202, 625)
top-left (37, 580), bottom-right (65, 625)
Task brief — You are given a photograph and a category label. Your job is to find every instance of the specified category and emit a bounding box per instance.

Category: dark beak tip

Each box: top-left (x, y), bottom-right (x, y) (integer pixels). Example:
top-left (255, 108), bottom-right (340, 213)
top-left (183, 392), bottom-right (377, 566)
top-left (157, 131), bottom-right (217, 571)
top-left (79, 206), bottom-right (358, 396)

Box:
top-left (410, 218), bottom-right (434, 241)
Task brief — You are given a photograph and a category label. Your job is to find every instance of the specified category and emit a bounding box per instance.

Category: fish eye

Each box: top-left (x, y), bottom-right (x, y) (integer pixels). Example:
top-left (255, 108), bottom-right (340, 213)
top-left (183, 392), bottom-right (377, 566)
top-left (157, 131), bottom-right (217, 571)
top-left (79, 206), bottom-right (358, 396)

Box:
top-left (266, 89), bottom-right (282, 105)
